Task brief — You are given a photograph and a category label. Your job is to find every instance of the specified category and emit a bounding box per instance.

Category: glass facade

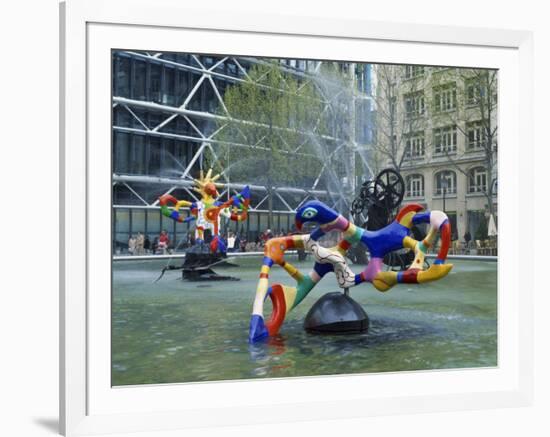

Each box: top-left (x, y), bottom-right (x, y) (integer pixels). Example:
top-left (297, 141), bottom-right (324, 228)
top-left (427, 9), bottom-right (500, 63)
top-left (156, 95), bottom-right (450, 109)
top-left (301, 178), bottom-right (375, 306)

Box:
top-left (112, 50), bottom-right (375, 252)
top-left (113, 208), bottom-right (296, 253)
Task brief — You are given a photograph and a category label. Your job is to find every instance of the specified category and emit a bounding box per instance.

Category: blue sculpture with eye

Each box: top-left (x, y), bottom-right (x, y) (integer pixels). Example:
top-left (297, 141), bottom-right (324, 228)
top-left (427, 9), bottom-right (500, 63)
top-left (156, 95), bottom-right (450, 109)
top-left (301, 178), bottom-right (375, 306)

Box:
top-left (295, 201), bottom-right (340, 240)
top-left (249, 199), bottom-right (454, 342)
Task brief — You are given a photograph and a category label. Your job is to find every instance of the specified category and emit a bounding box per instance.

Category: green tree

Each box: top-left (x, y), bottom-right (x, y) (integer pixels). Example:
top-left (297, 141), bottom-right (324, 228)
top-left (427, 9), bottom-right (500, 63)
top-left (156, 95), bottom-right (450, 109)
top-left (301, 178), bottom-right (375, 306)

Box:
top-left (475, 216), bottom-right (488, 241)
top-left (214, 61), bottom-right (327, 229)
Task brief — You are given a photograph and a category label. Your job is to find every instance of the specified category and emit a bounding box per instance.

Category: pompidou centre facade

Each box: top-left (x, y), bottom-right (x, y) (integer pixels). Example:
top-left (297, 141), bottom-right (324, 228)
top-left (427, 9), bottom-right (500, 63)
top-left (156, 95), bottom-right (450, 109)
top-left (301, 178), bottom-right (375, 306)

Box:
top-left (112, 50), bottom-right (374, 252)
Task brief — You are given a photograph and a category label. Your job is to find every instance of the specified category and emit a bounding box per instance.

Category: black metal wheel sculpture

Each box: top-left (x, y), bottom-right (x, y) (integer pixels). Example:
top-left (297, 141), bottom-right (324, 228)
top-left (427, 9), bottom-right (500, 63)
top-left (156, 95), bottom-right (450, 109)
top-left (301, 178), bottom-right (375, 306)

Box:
top-left (350, 179), bottom-right (386, 218)
top-left (375, 168), bottom-right (405, 210)
top-left (350, 197), bottom-right (365, 217)
top-left (349, 168), bottom-right (419, 270)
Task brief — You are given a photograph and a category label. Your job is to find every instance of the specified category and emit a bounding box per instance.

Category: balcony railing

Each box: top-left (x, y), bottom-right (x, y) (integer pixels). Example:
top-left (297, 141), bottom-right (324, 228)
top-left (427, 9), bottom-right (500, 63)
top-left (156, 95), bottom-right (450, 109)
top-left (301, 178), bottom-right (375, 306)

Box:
top-left (434, 187), bottom-right (457, 195)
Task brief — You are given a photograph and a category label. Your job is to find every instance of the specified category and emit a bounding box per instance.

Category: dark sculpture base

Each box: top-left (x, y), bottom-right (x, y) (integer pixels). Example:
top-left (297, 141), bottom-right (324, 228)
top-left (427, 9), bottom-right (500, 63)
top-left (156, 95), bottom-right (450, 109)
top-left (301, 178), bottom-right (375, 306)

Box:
top-left (181, 243), bottom-right (240, 282)
top-left (303, 291), bottom-right (369, 334)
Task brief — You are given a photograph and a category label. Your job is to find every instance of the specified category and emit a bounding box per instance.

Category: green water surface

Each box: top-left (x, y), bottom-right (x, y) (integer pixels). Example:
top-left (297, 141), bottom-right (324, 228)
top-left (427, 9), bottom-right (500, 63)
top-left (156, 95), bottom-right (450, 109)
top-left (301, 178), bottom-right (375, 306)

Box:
top-left (112, 256), bottom-right (497, 386)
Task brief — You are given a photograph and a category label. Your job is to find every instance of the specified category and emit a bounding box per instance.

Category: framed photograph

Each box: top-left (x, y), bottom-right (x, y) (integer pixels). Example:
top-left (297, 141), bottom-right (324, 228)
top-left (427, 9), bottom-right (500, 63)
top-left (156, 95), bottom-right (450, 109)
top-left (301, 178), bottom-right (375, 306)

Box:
top-left (60, 0), bottom-right (534, 435)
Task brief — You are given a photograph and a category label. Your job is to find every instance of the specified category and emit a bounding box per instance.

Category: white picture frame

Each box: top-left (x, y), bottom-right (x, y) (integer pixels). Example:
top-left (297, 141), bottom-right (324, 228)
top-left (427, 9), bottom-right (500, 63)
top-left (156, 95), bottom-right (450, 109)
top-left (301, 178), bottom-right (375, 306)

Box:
top-left (60, 0), bottom-right (534, 435)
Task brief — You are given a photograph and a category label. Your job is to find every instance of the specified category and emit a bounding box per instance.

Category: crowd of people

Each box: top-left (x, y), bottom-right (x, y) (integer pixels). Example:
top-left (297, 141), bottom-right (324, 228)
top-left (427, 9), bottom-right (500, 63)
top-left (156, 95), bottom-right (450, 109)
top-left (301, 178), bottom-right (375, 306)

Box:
top-left (123, 228), bottom-right (301, 255)
top-left (126, 230), bottom-right (171, 255)
top-left (123, 228), bottom-right (494, 257)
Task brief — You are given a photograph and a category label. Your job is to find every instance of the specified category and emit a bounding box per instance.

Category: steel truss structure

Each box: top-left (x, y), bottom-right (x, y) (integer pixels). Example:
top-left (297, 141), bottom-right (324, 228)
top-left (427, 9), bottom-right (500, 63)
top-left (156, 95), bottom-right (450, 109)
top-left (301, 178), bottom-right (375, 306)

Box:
top-left (112, 50), bottom-right (374, 219)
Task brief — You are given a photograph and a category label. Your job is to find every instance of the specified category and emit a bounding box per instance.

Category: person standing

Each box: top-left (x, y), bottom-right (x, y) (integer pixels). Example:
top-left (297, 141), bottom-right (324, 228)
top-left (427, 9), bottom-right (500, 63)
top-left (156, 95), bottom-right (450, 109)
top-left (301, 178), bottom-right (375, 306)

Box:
top-left (227, 232), bottom-right (236, 253)
top-left (158, 230), bottom-right (170, 254)
top-left (144, 235), bottom-right (151, 253)
top-left (128, 235), bottom-right (136, 255)
top-left (240, 235), bottom-right (247, 253)
top-left (135, 232), bottom-right (145, 255)
top-left (464, 230), bottom-right (472, 249)
top-left (255, 234), bottom-right (262, 249)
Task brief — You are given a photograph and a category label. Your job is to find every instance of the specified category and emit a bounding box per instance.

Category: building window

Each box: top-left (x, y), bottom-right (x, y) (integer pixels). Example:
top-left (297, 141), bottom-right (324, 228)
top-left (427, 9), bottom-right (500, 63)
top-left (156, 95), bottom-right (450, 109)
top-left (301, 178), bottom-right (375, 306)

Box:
top-left (149, 63), bottom-right (162, 103)
top-left (404, 92), bottom-right (425, 118)
top-left (113, 105), bottom-right (131, 127)
top-left (435, 170), bottom-right (457, 195)
top-left (465, 78), bottom-right (482, 107)
top-left (468, 167), bottom-right (487, 193)
top-left (132, 60), bottom-right (147, 100)
top-left (433, 125), bottom-right (457, 154)
top-left (466, 121), bottom-right (487, 150)
top-left (129, 134), bottom-right (145, 175)
top-left (162, 65), bottom-right (176, 106)
top-left (433, 83), bottom-right (457, 112)
top-left (404, 65), bottom-right (424, 79)
top-left (147, 136), bottom-right (161, 176)
top-left (405, 132), bottom-right (425, 158)
top-left (113, 131), bottom-right (130, 174)
top-left (406, 174), bottom-right (424, 198)
top-left (114, 55), bottom-right (131, 97)
top-left (227, 61), bottom-right (237, 76)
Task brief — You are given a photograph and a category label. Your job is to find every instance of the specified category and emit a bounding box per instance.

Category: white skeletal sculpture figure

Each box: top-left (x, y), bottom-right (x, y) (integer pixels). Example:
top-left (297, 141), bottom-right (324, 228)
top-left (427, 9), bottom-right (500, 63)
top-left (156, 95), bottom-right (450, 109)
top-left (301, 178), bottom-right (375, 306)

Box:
top-left (305, 236), bottom-right (356, 288)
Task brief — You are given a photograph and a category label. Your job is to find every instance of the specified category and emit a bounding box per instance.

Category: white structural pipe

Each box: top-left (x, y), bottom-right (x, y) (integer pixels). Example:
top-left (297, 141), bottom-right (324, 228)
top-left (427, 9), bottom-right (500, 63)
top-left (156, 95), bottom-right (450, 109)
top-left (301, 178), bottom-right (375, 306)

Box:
top-left (112, 126), bottom-right (317, 159)
top-left (113, 96), bottom-right (344, 143)
top-left (113, 174), bottom-right (334, 197)
top-left (112, 204), bottom-right (297, 214)
top-left (112, 252), bottom-right (497, 263)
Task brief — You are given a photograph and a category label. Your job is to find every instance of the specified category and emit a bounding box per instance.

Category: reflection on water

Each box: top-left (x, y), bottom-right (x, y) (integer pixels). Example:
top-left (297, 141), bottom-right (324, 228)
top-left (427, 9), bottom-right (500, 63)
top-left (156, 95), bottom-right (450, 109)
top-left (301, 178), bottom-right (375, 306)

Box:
top-left (112, 257), bottom-right (497, 385)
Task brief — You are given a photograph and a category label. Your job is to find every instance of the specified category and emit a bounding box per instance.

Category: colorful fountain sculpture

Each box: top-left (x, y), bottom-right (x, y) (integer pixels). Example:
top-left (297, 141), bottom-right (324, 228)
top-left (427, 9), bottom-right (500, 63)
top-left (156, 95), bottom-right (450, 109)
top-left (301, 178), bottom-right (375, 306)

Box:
top-left (248, 200), bottom-right (453, 342)
top-left (157, 168), bottom-right (250, 281)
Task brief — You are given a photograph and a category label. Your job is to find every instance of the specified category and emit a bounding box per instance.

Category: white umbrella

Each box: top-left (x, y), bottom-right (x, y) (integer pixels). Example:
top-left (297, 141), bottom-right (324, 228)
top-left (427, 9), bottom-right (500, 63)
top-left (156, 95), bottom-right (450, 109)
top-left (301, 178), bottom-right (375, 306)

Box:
top-left (488, 214), bottom-right (497, 237)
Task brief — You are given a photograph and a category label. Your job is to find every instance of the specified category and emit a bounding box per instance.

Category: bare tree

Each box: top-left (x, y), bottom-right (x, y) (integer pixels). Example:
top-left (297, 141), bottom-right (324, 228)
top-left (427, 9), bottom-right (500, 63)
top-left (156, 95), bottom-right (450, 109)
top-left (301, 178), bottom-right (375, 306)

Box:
top-left (428, 67), bottom-right (498, 218)
top-left (371, 64), bottom-right (427, 172)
